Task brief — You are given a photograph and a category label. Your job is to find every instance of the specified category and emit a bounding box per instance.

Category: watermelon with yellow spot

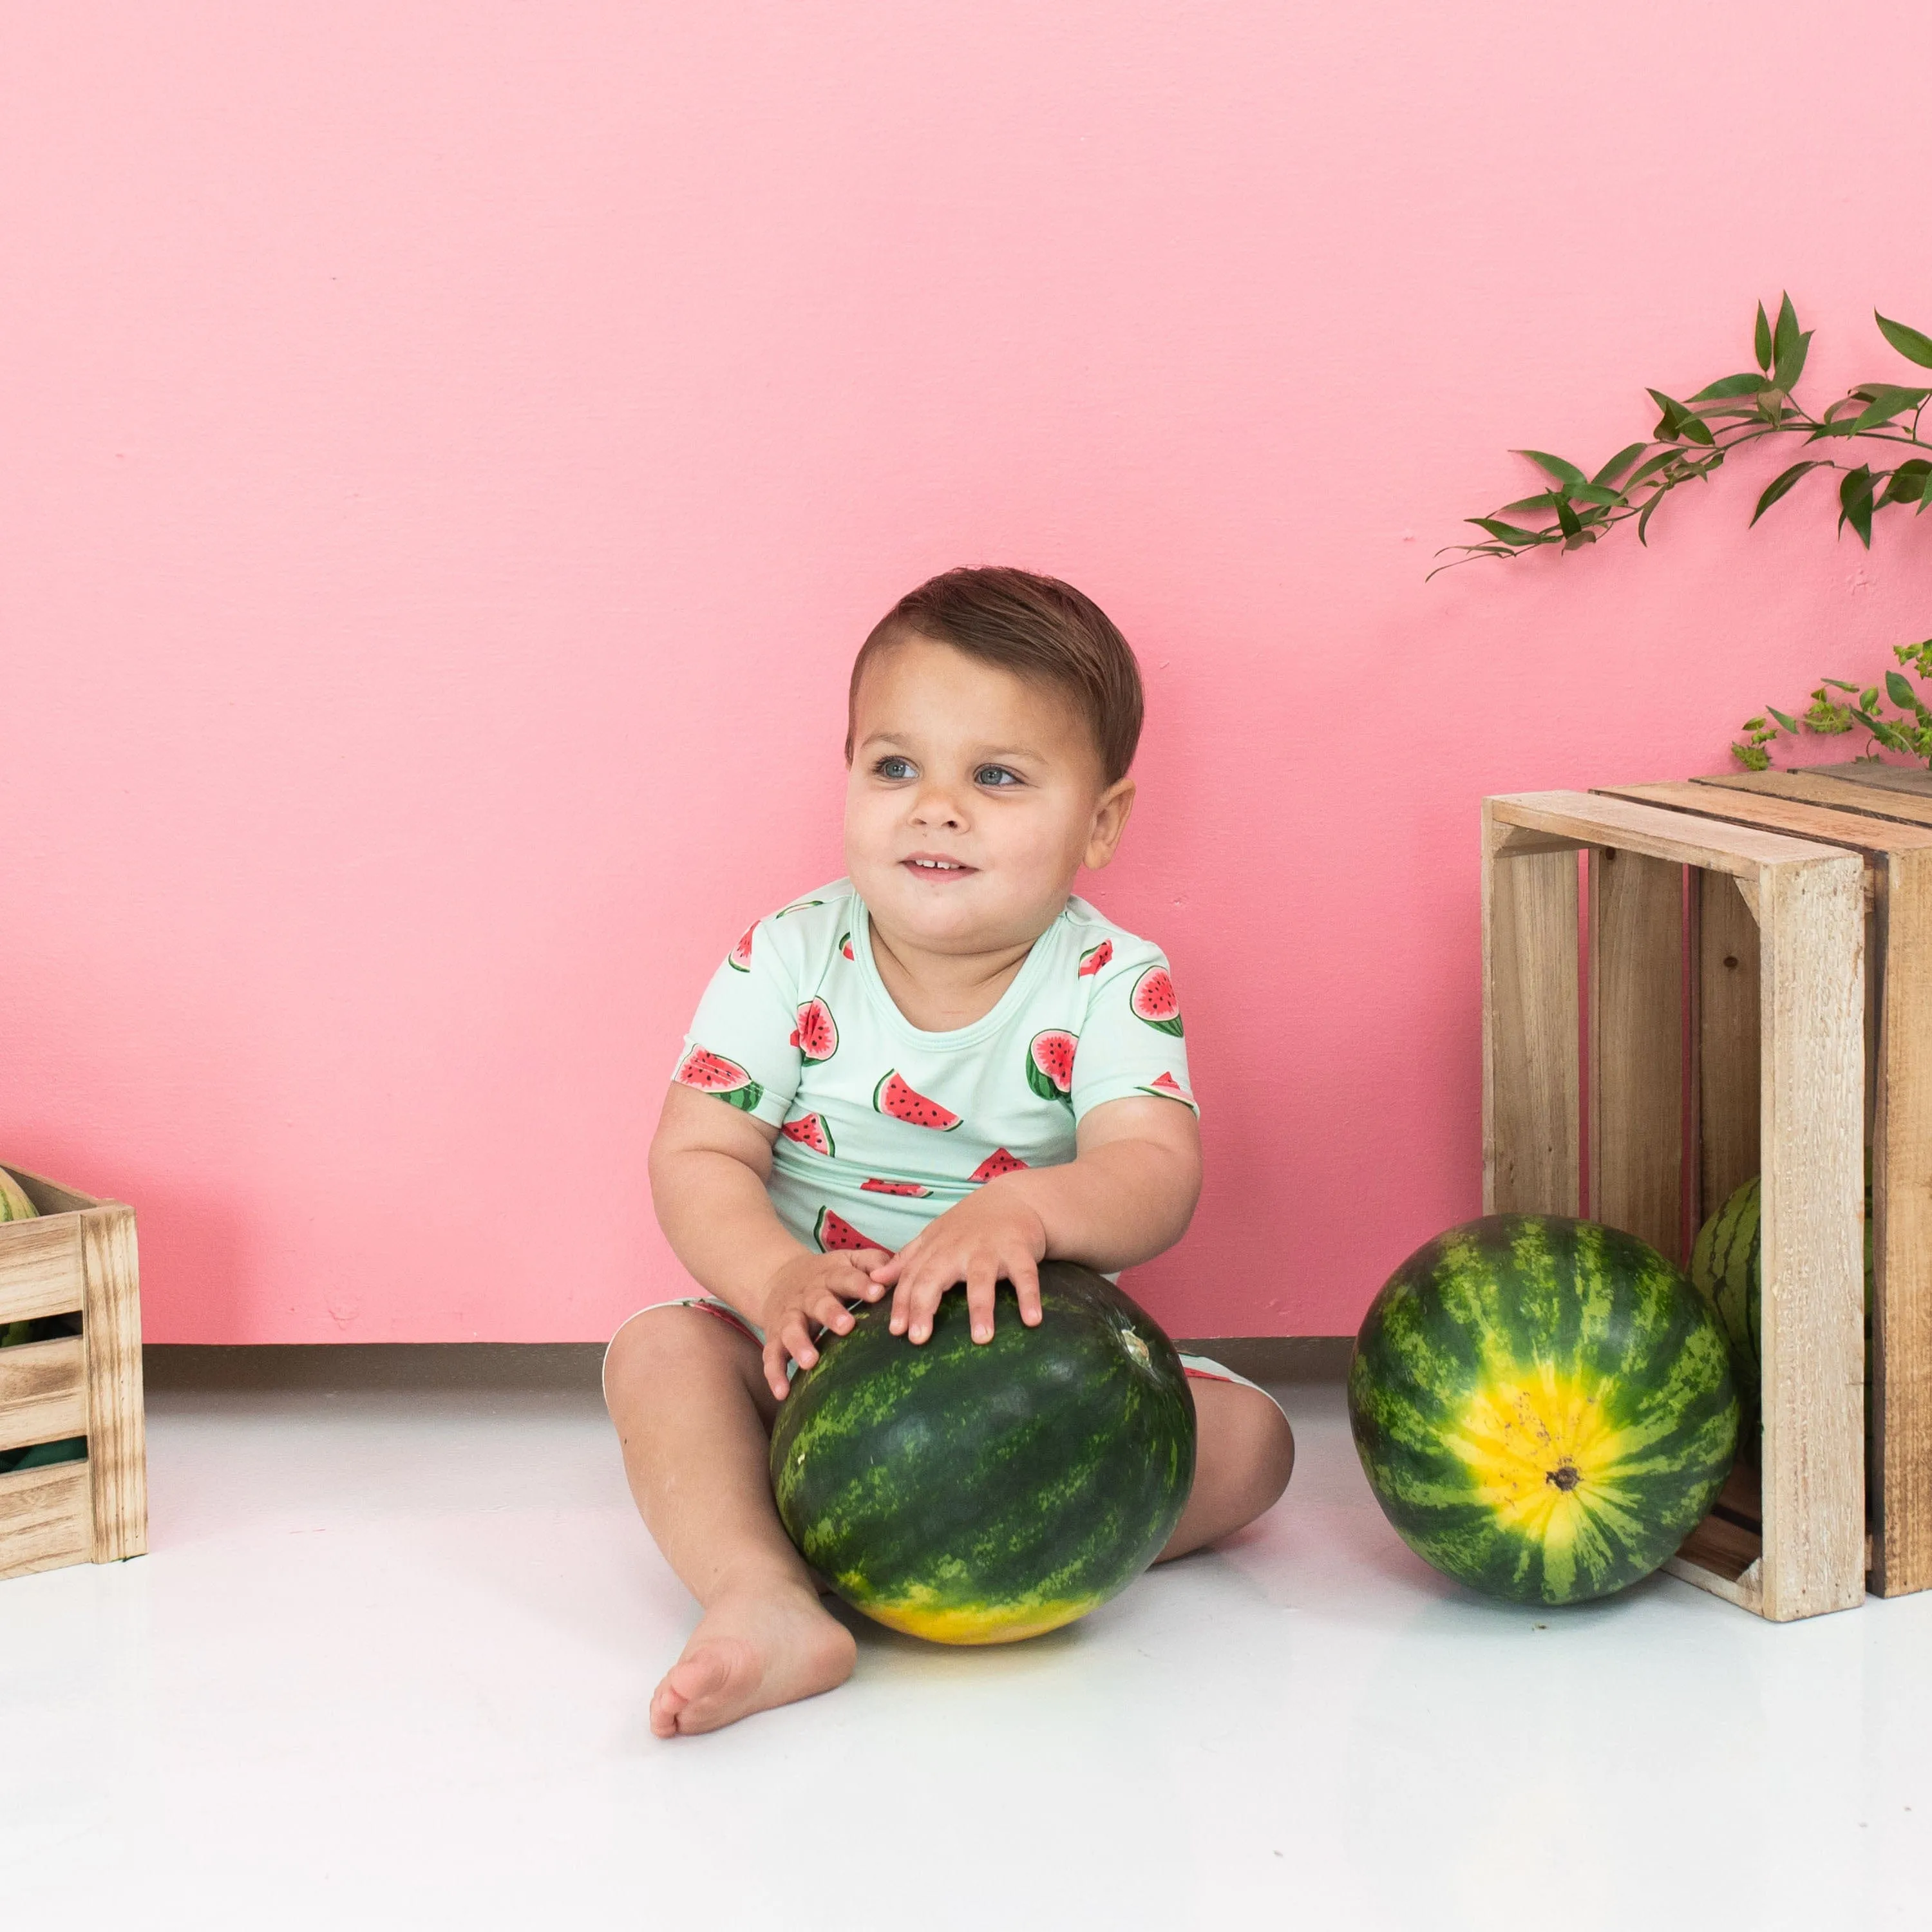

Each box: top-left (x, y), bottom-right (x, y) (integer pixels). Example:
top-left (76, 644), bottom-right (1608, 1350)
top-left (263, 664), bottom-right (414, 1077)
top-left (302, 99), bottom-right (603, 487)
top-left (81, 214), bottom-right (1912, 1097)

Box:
top-left (770, 1260), bottom-right (1196, 1644)
top-left (1348, 1215), bottom-right (1739, 1605)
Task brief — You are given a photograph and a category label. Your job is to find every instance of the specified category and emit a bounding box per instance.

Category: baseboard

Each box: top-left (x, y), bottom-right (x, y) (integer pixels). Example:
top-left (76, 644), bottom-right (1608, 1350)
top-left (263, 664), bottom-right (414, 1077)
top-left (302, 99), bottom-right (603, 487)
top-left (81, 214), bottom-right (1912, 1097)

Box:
top-left (144, 1334), bottom-right (1352, 1394)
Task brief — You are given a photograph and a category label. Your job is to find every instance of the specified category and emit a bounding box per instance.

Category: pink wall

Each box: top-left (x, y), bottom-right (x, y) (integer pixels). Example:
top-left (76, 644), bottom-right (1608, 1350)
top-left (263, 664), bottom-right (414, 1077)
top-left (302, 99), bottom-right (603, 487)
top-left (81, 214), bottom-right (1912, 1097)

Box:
top-left (7, 3), bottom-right (1932, 1341)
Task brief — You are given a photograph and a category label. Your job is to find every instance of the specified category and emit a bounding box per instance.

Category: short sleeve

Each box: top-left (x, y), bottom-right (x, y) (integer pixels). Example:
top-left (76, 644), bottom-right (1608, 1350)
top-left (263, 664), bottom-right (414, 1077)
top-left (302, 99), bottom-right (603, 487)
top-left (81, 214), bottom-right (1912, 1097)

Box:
top-left (670, 915), bottom-right (803, 1129)
top-left (1068, 940), bottom-right (1198, 1119)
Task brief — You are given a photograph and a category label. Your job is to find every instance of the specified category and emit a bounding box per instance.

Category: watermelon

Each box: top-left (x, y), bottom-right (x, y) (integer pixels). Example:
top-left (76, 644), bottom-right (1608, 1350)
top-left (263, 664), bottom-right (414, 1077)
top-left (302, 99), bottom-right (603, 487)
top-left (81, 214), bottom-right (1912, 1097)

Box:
top-left (969, 1148), bottom-right (1028, 1182)
top-left (728, 924), bottom-right (757, 972)
top-left (1027, 1030), bottom-right (1077, 1106)
top-left (775, 899), bottom-right (823, 918)
top-left (791, 998), bottom-right (838, 1064)
top-left (873, 1070), bottom-right (961, 1132)
top-left (1690, 1171), bottom-right (1873, 1451)
top-left (771, 1260), bottom-right (1196, 1644)
top-left (0, 1170), bottom-right (39, 1222)
top-left (839, 931), bottom-right (855, 961)
top-left (1138, 1072), bottom-right (1195, 1110)
top-left (675, 1048), bottom-right (764, 1113)
top-left (861, 1178), bottom-right (931, 1197)
top-left (1349, 1215), bottom-right (1739, 1606)
top-left (1130, 967), bottom-right (1184, 1037)
top-left (781, 1113), bottom-right (835, 1157)
top-left (815, 1207), bottom-right (889, 1254)
top-left (1077, 940), bottom-right (1113, 978)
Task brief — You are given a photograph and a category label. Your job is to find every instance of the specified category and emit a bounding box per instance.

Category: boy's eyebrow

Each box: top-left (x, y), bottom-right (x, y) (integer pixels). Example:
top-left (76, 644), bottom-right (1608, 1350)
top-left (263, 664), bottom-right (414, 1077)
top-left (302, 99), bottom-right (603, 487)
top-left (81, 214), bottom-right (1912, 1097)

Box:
top-left (857, 728), bottom-right (1048, 761)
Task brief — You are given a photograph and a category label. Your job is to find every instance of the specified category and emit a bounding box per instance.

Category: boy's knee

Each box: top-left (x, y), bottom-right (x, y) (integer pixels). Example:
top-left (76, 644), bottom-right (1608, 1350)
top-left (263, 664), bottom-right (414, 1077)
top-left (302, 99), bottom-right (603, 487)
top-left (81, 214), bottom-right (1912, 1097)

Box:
top-left (1226, 1387), bottom-right (1294, 1513)
top-left (603, 1304), bottom-right (739, 1405)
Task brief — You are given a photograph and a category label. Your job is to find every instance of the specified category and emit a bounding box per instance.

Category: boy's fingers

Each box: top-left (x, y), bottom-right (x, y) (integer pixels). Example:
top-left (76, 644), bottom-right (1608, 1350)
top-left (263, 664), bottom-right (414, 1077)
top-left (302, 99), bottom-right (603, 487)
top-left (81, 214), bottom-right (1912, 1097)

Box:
top-left (762, 1337), bottom-right (791, 1401)
top-left (965, 1260), bottom-right (998, 1344)
top-left (908, 1273), bottom-right (954, 1345)
top-left (1011, 1255), bottom-right (1044, 1327)
top-left (813, 1291), bottom-right (855, 1334)
top-left (869, 1253), bottom-right (905, 1286)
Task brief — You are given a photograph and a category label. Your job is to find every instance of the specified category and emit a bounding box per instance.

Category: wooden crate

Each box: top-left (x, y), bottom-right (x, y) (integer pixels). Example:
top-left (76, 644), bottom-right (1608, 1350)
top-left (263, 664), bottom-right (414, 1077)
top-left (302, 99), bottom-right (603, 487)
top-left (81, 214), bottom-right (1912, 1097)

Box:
top-left (1483, 790), bottom-right (1866, 1622)
top-left (0, 1165), bottom-right (146, 1582)
top-left (1593, 770), bottom-right (1932, 1600)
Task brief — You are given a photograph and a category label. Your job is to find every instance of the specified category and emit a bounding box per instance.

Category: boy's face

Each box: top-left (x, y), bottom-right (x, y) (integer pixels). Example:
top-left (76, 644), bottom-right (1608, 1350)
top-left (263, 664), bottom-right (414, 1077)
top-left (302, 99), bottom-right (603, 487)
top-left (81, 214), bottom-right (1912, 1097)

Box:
top-left (844, 634), bottom-right (1135, 957)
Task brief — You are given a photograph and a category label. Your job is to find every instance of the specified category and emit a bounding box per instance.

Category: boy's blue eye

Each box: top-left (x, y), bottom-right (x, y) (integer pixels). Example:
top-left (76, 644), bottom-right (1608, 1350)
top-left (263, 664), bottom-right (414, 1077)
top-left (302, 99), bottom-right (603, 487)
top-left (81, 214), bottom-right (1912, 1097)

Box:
top-left (875, 756), bottom-right (915, 781)
top-left (975, 766), bottom-right (1021, 788)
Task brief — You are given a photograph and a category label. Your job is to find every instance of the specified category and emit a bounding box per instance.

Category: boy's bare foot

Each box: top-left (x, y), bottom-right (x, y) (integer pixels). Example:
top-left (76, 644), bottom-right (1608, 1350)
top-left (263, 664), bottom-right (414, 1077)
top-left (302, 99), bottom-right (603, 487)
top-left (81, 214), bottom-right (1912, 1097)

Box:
top-left (650, 1573), bottom-right (857, 1738)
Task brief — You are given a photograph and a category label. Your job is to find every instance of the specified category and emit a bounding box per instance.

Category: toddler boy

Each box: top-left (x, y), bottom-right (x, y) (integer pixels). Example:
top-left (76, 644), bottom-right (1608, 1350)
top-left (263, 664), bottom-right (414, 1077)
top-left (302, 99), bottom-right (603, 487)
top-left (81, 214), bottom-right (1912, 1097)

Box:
top-left (605, 567), bottom-right (1296, 1736)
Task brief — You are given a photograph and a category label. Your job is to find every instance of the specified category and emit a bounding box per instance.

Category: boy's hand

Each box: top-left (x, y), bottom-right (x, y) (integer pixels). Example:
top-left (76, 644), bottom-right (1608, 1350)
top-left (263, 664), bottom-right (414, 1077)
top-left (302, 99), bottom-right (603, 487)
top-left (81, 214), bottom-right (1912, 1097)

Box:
top-left (867, 1185), bottom-right (1049, 1346)
top-left (759, 1250), bottom-right (889, 1399)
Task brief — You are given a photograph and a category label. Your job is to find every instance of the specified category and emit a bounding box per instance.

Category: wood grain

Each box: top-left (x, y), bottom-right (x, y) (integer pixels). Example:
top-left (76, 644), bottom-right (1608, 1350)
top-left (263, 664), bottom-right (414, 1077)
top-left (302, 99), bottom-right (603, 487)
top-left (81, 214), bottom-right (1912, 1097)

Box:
top-left (0, 1461), bottom-right (91, 1582)
top-left (1482, 804), bottom-right (1580, 1216)
top-left (82, 1204), bottom-right (146, 1562)
top-left (1872, 846), bottom-right (1932, 1596)
top-left (1696, 867), bottom-right (1761, 1227)
top-left (0, 1335), bottom-right (86, 1454)
top-left (1, 1165), bottom-right (101, 1218)
top-left (1602, 779), bottom-right (1932, 855)
top-left (1698, 769), bottom-right (1932, 831)
top-left (1491, 789), bottom-right (1854, 877)
top-left (1812, 762), bottom-right (1932, 799)
top-left (1758, 853), bottom-right (1868, 1620)
top-left (1589, 846), bottom-right (1684, 1260)
top-left (0, 1217), bottom-right (84, 1326)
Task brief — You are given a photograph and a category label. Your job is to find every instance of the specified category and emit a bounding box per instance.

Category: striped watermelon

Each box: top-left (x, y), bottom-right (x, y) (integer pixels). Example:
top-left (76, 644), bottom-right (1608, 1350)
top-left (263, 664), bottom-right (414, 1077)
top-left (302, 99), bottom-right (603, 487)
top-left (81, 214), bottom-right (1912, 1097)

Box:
top-left (674, 1047), bottom-right (763, 1113)
top-left (1690, 1171), bottom-right (1873, 1450)
top-left (771, 1261), bottom-right (1195, 1643)
top-left (1349, 1215), bottom-right (1739, 1605)
top-left (0, 1170), bottom-right (38, 1222)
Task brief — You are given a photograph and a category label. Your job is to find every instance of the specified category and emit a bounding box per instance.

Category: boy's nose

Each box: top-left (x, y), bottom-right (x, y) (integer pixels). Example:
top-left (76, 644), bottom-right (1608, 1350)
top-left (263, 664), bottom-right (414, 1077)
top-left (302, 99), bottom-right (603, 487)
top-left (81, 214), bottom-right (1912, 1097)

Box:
top-left (909, 786), bottom-right (965, 829)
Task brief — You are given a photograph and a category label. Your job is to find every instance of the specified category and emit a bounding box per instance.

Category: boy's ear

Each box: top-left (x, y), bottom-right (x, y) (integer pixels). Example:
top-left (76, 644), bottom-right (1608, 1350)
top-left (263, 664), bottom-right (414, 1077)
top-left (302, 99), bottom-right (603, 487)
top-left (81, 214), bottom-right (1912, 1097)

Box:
top-left (1083, 778), bottom-right (1137, 871)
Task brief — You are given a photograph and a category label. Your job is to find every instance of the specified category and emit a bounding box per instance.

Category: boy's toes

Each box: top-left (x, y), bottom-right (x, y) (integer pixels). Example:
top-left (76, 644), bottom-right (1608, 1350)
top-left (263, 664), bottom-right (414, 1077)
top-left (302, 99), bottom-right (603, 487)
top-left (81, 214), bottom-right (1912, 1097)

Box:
top-left (651, 1638), bottom-right (757, 1736)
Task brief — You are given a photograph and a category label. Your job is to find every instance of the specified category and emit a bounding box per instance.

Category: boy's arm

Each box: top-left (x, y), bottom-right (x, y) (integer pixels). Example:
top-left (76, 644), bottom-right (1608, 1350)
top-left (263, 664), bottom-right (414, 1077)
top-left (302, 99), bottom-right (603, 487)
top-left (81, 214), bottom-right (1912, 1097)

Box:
top-left (649, 1086), bottom-right (886, 1395)
top-left (867, 1095), bottom-right (1201, 1343)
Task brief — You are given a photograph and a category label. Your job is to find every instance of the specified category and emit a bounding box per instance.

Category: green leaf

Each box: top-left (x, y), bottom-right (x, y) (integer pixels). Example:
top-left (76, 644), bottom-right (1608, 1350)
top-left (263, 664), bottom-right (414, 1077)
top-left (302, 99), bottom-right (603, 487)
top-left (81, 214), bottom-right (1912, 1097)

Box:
top-left (1499, 493), bottom-right (1562, 516)
top-left (1850, 384), bottom-right (1932, 434)
top-left (1515, 450), bottom-right (1587, 489)
top-left (1566, 482), bottom-right (1624, 507)
top-left (1876, 310), bottom-right (1932, 369)
top-left (1821, 679), bottom-right (1860, 693)
top-left (1625, 447), bottom-right (1688, 489)
top-left (1774, 294), bottom-right (1799, 371)
top-left (1888, 670), bottom-right (1918, 709)
top-left (1591, 442), bottom-right (1649, 488)
top-left (1862, 687), bottom-right (1880, 710)
top-left (1690, 373), bottom-right (1766, 401)
top-left (1751, 460), bottom-right (1827, 523)
top-left (1857, 709), bottom-right (1913, 753)
top-left (1743, 715), bottom-right (1766, 730)
top-left (1755, 301), bottom-right (1774, 374)
top-left (1768, 707), bottom-right (1801, 734)
top-left (1881, 463), bottom-right (1931, 506)
top-left (1554, 495), bottom-right (1584, 541)
top-left (1467, 517), bottom-right (1546, 546)
top-left (1636, 490), bottom-right (1669, 545)
top-left (1772, 328), bottom-right (1813, 395)
top-left (1840, 466), bottom-right (1875, 545)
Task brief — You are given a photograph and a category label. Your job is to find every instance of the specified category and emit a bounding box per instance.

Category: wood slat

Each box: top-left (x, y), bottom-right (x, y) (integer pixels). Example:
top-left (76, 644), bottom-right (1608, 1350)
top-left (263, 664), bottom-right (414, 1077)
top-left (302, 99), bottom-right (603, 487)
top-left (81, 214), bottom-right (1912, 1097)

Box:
top-left (1491, 789), bottom-right (1855, 878)
top-left (1758, 852), bottom-right (1868, 1620)
top-left (1601, 779), bottom-right (1932, 855)
top-left (0, 1217), bottom-right (84, 1325)
top-left (1811, 761), bottom-right (1932, 799)
top-left (1697, 867), bottom-right (1761, 1227)
top-left (82, 1205), bottom-right (146, 1562)
top-left (0, 1461), bottom-right (91, 1582)
top-left (1589, 848), bottom-right (1684, 1260)
top-left (0, 1335), bottom-right (86, 1454)
top-left (1872, 846), bottom-right (1932, 1596)
top-left (1698, 769), bottom-right (1932, 831)
top-left (1482, 807), bottom-right (1579, 1215)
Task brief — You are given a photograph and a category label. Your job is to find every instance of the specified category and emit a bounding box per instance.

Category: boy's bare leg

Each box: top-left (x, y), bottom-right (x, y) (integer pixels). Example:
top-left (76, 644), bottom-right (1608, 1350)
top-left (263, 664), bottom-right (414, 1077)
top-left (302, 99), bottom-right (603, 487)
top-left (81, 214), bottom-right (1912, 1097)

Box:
top-left (604, 1305), bottom-right (856, 1738)
top-left (1157, 1378), bottom-right (1296, 1560)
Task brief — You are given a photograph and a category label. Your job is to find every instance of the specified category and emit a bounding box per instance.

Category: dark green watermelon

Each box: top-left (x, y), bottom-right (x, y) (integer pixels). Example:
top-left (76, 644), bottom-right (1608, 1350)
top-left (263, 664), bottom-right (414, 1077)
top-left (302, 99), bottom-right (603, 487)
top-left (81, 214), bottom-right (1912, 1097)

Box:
top-left (770, 1260), bottom-right (1195, 1643)
top-left (1349, 1215), bottom-right (1739, 1605)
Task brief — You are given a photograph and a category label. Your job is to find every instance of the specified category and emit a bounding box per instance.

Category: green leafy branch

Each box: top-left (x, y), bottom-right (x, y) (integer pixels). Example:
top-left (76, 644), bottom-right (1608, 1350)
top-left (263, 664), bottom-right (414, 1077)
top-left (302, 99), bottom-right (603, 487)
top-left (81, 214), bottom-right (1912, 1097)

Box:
top-left (1436, 295), bottom-right (1932, 767)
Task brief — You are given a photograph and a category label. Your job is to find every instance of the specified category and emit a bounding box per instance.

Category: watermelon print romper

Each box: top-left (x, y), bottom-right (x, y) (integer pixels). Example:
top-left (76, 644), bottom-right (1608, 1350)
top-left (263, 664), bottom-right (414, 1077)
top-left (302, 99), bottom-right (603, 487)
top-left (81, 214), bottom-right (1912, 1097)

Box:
top-left (606, 882), bottom-right (1281, 1412)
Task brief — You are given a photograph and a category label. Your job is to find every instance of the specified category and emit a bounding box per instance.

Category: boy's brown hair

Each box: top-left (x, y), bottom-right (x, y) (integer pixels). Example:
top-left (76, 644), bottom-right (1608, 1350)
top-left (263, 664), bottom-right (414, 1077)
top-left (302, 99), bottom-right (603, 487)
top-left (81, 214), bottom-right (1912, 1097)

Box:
top-left (846, 567), bottom-right (1144, 785)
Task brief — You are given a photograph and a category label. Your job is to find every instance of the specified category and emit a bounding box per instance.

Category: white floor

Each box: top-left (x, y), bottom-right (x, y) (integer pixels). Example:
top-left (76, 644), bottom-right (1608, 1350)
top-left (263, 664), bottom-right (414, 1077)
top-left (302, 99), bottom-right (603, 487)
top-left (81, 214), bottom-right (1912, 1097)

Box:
top-left (6, 1372), bottom-right (1931, 1931)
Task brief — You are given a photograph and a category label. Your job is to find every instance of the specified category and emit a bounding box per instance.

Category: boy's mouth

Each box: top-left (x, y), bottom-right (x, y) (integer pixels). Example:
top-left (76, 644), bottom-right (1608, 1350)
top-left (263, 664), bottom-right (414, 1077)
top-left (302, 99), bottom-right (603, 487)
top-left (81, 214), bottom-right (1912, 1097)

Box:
top-left (901, 854), bottom-right (976, 880)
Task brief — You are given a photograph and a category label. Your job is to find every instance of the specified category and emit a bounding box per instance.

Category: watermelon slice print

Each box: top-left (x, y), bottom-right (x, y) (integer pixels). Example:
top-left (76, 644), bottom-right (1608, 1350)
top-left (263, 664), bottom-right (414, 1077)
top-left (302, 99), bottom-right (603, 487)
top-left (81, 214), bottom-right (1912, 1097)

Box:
top-left (1077, 939), bottom-right (1113, 978)
top-left (781, 1113), bottom-right (835, 1156)
top-left (1027, 1030), bottom-right (1077, 1107)
top-left (1130, 966), bottom-right (1184, 1037)
top-left (675, 1047), bottom-right (764, 1113)
top-left (774, 899), bottom-right (823, 918)
top-left (815, 1207), bottom-right (889, 1254)
top-left (1139, 1071), bottom-right (1197, 1110)
top-left (728, 923), bottom-right (757, 972)
top-left (838, 931), bottom-right (855, 961)
top-left (860, 1177), bottom-right (931, 1197)
top-left (872, 1070), bottom-right (961, 1132)
top-left (790, 998), bottom-right (838, 1064)
top-left (969, 1148), bottom-right (1029, 1183)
